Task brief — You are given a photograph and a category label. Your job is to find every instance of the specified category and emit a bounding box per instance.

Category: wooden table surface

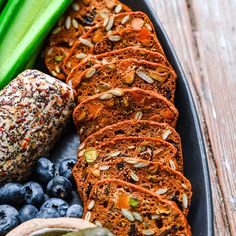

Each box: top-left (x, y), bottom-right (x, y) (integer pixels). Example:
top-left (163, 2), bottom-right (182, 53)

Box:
top-left (149, 0), bottom-right (236, 235)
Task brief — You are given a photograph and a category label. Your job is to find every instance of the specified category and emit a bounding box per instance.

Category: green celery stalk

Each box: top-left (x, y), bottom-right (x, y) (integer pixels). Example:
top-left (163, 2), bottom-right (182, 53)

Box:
top-left (0, 0), bottom-right (72, 89)
top-left (0, 0), bottom-right (7, 12)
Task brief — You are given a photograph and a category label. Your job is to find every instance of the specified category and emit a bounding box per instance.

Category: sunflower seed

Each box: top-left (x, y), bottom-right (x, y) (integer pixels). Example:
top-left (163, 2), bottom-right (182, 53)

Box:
top-left (114, 4), bottom-right (122, 13)
top-left (85, 68), bottom-right (96, 78)
top-left (145, 23), bottom-right (152, 31)
top-left (127, 145), bottom-right (135, 150)
top-left (135, 111), bottom-right (143, 120)
top-left (75, 53), bottom-right (87, 59)
top-left (156, 188), bottom-right (168, 195)
top-left (124, 158), bottom-right (138, 164)
top-left (55, 66), bottom-right (60, 74)
top-left (130, 171), bottom-right (139, 182)
top-left (121, 15), bottom-right (130, 24)
top-left (103, 17), bottom-right (109, 27)
top-left (47, 47), bottom-right (54, 55)
top-left (182, 183), bottom-right (189, 190)
top-left (78, 149), bottom-right (85, 157)
top-left (85, 211), bottom-right (91, 222)
top-left (151, 214), bottom-right (160, 220)
top-left (143, 229), bottom-right (155, 235)
top-left (65, 16), bottom-right (71, 29)
top-left (169, 160), bottom-right (176, 170)
top-left (121, 209), bottom-right (135, 222)
top-left (78, 143), bottom-right (85, 150)
top-left (84, 149), bottom-right (98, 163)
top-left (133, 212), bottom-right (143, 222)
top-left (79, 37), bottom-right (94, 48)
top-left (99, 165), bottom-right (110, 171)
top-left (183, 193), bottom-right (188, 208)
top-left (99, 93), bottom-right (113, 100)
top-left (134, 162), bottom-right (149, 168)
top-left (68, 80), bottom-right (72, 88)
top-left (162, 129), bottom-right (172, 140)
top-left (67, 61), bottom-right (71, 68)
top-left (72, 18), bottom-right (79, 28)
top-left (88, 200), bottom-right (95, 210)
top-left (109, 151), bottom-right (121, 157)
top-left (136, 70), bottom-right (154, 84)
top-left (52, 26), bottom-right (62, 34)
top-left (110, 88), bottom-right (124, 96)
top-left (106, 17), bottom-right (114, 31)
top-left (95, 220), bottom-right (102, 227)
top-left (51, 71), bottom-right (57, 77)
top-left (72, 3), bottom-right (80, 11)
top-left (108, 35), bottom-right (121, 42)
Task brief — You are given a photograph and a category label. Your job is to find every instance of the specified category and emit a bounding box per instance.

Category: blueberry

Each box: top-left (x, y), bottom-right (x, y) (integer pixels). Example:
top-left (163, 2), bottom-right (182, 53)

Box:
top-left (24, 182), bottom-right (44, 207)
top-left (59, 158), bottom-right (77, 181)
top-left (36, 208), bottom-right (60, 219)
top-left (46, 176), bottom-right (72, 199)
top-left (66, 204), bottom-right (83, 218)
top-left (35, 157), bottom-right (55, 185)
top-left (0, 183), bottom-right (26, 207)
top-left (0, 205), bottom-right (19, 236)
top-left (19, 205), bottom-right (38, 223)
top-left (40, 198), bottom-right (69, 216)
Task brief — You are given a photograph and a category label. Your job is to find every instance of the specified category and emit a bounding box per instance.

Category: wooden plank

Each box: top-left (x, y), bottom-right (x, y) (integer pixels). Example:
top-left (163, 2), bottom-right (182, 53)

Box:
top-left (149, 0), bottom-right (236, 235)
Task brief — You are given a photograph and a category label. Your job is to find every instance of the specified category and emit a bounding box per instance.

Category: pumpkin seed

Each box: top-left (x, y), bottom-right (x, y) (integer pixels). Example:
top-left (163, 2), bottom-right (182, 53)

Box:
top-left (54, 55), bottom-right (63, 62)
top-left (162, 129), bottom-right (172, 140)
top-left (79, 37), bottom-right (94, 48)
top-left (183, 193), bottom-right (188, 208)
top-left (84, 149), bottom-right (98, 163)
top-left (88, 200), bottom-right (95, 210)
top-left (129, 197), bottom-right (139, 207)
top-left (85, 68), bottom-right (96, 78)
top-left (136, 70), bottom-right (154, 84)
top-left (85, 211), bottom-right (91, 222)
top-left (121, 209), bottom-right (135, 222)
top-left (121, 15), bottom-right (130, 24)
top-left (156, 188), bottom-right (168, 195)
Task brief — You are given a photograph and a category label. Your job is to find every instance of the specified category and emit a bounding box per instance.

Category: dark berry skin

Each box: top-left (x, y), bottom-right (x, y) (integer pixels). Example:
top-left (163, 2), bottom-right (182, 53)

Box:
top-left (0, 183), bottom-right (26, 207)
top-left (59, 158), bottom-right (77, 182)
top-left (40, 198), bottom-right (69, 216)
top-left (36, 208), bottom-right (60, 219)
top-left (66, 204), bottom-right (83, 218)
top-left (24, 182), bottom-right (44, 207)
top-left (35, 157), bottom-right (55, 185)
top-left (19, 205), bottom-right (38, 223)
top-left (0, 205), bottom-right (19, 236)
top-left (46, 176), bottom-right (72, 199)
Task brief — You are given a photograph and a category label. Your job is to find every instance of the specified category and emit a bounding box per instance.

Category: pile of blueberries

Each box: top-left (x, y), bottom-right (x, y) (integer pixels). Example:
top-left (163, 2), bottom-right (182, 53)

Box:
top-left (0, 157), bottom-right (83, 236)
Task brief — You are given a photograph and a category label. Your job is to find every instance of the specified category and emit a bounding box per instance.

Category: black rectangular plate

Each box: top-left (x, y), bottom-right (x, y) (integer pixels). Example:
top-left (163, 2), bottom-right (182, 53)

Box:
top-left (36, 1), bottom-right (214, 235)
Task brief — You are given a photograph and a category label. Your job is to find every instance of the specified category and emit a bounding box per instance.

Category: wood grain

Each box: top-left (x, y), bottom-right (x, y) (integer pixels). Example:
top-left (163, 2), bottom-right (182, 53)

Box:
top-left (149, 0), bottom-right (236, 235)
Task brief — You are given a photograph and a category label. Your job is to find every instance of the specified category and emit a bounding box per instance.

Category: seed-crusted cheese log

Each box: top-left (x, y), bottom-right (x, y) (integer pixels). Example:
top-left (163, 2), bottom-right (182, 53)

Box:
top-left (80, 120), bottom-right (183, 172)
top-left (73, 136), bottom-right (179, 199)
top-left (80, 157), bottom-right (192, 216)
top-left (72, 59), bottom-right (176, 103)
top-left (0, 70), bottom-right (74, 183)
top-left (66, 47), bottom-right (173, 85)
top-left (63, 11), bottom-right (165, 75)
top-left (73, 88), bottom-right (179, 141)
top-left (83, 179), bottom-right (192, 235)
top-left (45, 0), bottom-right (131, 80)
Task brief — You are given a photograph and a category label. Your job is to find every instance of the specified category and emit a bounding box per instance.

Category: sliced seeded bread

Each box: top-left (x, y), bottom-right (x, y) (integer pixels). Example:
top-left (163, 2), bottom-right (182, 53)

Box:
top-left (73, 88), bottom-right (179, 141)
top-left (66, 47), bottom-right (173, 86)
top-left (83, 179), bottom-right (191, 235)
top-left (70, 59), bottom-right (176, 103)
top-left (79, 120), bottom-right (183, 171)
top-left (79, 157), bottom-right (192, 216)
top-left (45, 0), bottom-right (131, 80)
top-left (63, 11), bottom-right (165, 75)
top-left (73, 136), bottom-right (179, 199)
